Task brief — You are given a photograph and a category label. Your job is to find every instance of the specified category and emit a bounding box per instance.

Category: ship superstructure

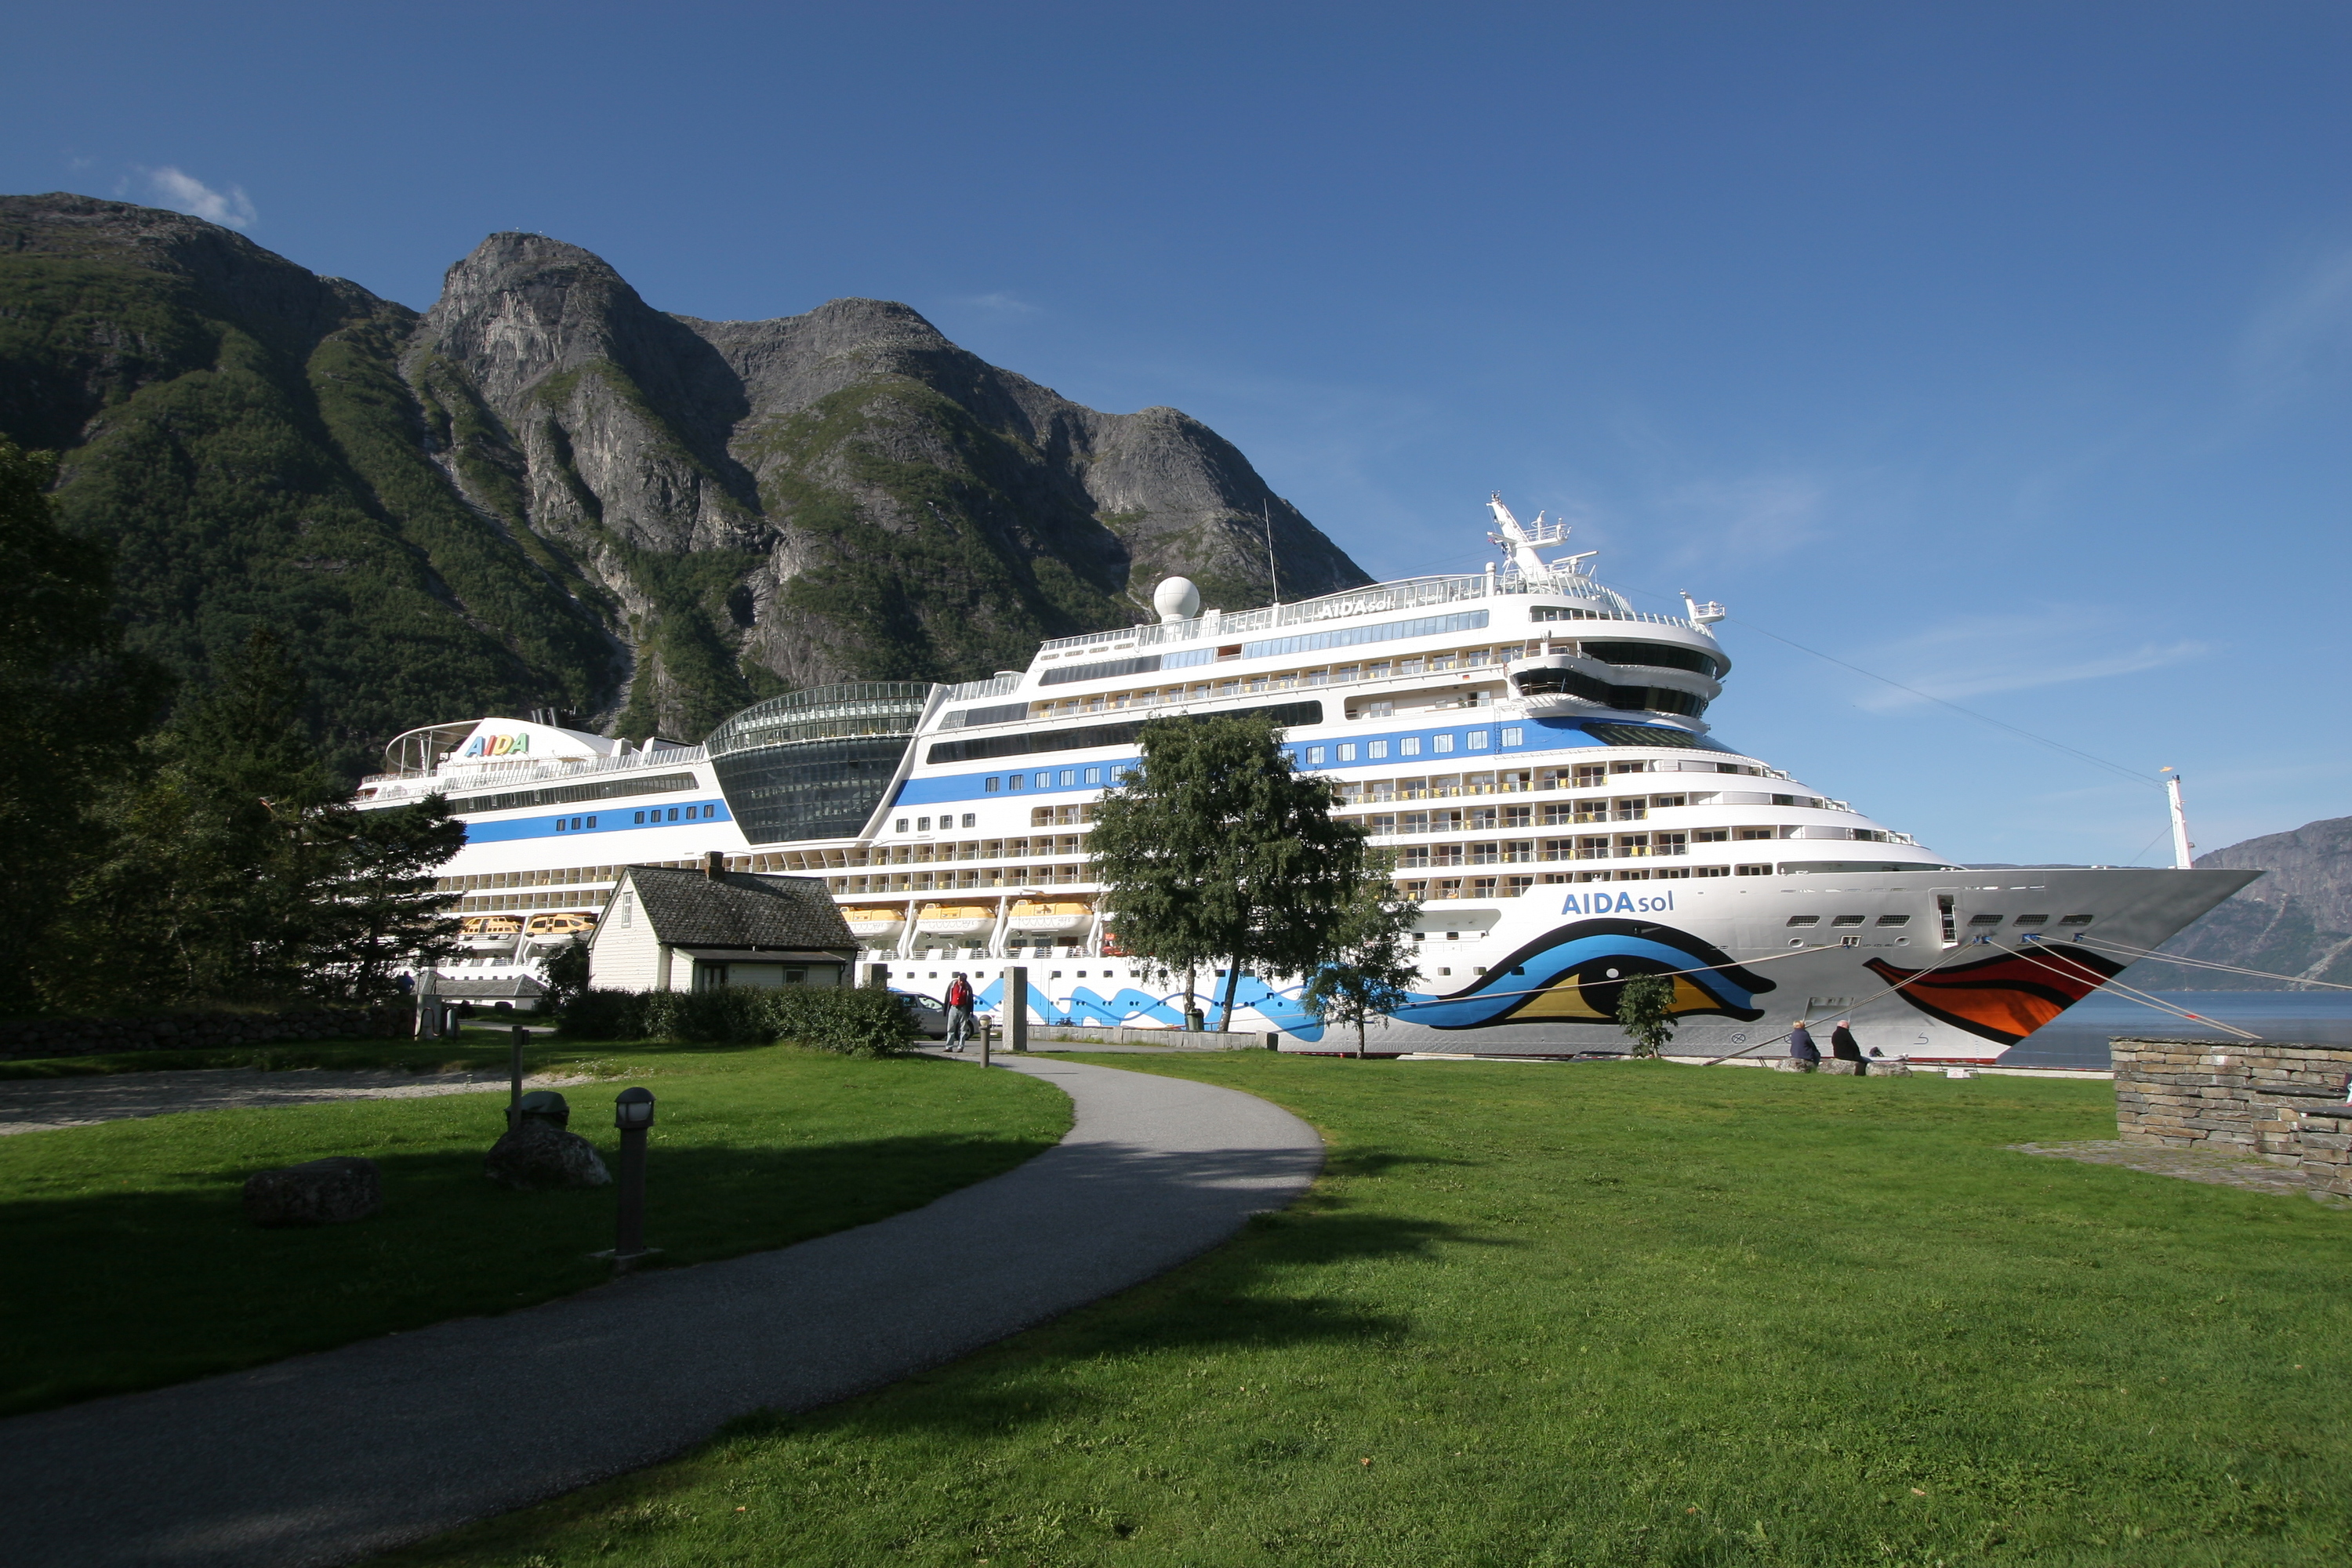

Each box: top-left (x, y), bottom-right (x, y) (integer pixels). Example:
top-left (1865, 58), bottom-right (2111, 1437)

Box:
top-left (361, 497), bottom-right (2254, 1060)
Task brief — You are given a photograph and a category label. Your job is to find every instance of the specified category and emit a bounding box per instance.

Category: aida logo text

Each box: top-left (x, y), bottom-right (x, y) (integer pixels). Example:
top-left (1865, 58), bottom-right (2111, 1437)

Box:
top-left (463, 733), bottom-right (529, 758)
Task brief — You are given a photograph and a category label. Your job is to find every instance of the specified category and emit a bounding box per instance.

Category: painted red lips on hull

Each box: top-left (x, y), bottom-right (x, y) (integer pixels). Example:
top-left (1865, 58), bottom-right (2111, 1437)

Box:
top-left (1863, 945), bottom-right (2125, 1047)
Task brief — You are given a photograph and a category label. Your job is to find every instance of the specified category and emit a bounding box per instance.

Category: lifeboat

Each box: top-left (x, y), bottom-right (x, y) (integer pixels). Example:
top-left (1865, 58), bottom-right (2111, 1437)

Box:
top-left (523, 911), bottom-right (598, 939)
top-left (841, 906), bottom-right (907, 937)
top-left (460, 915), bottom-right (524, 940)
top-left (1007, 898), bottom-right (1094, 935)
top-left (914, 903), bottom-right (996, 937)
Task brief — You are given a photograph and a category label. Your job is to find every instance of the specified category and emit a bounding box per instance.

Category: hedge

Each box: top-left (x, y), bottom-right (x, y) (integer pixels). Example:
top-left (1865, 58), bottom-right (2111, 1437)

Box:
top-left (556, 986), bottom-right (917, 1056)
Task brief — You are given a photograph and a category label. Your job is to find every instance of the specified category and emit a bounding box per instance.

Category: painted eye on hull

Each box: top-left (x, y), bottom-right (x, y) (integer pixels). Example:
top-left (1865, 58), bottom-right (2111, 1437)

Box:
top-left (1864, 949), bottom-right (2123, 1046)
top-left (1400, 918), bottom-right (1774, 1031)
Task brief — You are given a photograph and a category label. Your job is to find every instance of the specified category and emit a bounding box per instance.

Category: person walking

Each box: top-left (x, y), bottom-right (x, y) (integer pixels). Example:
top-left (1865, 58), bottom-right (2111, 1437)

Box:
top-left (1830, 1019), bottom-right (1863, 1061)
top-left (1788, 1019), bottom-right (1820, 1069)
top-left (942, 972), bottom-right (975, 1051)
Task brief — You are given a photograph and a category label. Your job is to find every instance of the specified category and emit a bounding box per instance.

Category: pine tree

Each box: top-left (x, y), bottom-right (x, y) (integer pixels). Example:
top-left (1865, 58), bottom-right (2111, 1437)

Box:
top-left (1090, 713), bottom-right (1370, 1029)
top-left (0, 437), bottom-right (172, 1014)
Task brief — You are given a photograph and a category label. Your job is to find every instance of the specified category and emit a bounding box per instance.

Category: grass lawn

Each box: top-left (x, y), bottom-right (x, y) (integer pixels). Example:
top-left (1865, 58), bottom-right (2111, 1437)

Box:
top-left (0, 1044), bottom-right (1069, 1416)
top-left (378, 1054), bottom-right (2351, 1567)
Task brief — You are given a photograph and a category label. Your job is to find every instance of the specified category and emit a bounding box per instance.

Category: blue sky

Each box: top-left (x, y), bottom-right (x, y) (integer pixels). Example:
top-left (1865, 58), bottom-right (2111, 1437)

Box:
top-left (6, 2), bottom-right (2347, 865)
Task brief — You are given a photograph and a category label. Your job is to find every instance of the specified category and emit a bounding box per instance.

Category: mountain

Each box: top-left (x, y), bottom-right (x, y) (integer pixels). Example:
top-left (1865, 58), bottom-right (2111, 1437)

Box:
top-left (2125, 815), bottom-right (2352, 989)
top-left (0, 193), bottom-right (1370, 762)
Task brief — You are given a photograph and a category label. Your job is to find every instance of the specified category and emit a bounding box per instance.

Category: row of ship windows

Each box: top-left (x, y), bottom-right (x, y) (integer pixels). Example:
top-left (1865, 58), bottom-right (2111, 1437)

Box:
top-left (546, 804), bottom-right (721, 833)
top-left (897, 760), bottom-right (1795, 826)
top-left (1026, 637), bottom-right (1720, 719)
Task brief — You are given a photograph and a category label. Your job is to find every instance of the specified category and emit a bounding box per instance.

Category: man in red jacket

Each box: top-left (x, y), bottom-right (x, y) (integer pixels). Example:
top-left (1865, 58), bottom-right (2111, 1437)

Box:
top-left (943, 972), bottom-right (975, 1051)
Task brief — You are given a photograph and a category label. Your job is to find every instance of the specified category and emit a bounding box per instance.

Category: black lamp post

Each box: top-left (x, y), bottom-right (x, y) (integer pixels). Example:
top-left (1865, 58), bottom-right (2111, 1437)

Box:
top-left (612, 1087), bottom-right (656, 1269)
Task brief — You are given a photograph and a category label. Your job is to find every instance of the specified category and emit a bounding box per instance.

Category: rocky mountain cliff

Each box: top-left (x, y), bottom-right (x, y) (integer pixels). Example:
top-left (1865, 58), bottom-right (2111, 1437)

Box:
top-left (0, 194), bottom-right (1369, 757)
top-left (2128, 815), bottom-right (2352, 989)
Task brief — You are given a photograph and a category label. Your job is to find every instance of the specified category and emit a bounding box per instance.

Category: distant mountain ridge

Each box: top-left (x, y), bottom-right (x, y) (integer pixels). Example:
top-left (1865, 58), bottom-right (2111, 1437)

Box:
top-left (0, 193), bottom-right (1369, 759)
top-left (2129, 815), bottom-right (2352, 989)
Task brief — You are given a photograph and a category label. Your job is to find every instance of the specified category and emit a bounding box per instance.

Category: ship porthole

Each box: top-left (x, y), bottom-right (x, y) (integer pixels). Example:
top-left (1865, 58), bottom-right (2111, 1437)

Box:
top-left (1605, 967), bottom-right (1620, 978)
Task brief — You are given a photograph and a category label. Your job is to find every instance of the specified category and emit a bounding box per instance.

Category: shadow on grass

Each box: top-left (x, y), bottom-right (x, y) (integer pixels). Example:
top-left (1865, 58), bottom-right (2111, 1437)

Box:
top-left (0, 1128), bottom-right (1061, 1417)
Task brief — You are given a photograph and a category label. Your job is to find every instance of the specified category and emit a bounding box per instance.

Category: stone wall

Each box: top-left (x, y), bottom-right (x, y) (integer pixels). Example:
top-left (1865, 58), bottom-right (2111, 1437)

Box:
top-left (2111, 1036), bottom-right (2352, 1197)
top-left (0, 1006), bottom-right (413, 1062)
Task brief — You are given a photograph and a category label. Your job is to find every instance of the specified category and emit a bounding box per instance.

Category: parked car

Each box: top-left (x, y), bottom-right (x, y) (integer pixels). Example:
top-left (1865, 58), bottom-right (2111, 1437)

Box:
top-left (891, 991), bottom-right (949, 1040)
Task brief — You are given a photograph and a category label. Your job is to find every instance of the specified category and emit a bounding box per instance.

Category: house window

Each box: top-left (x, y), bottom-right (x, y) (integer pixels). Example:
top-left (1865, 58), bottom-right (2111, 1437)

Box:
top-left (619, 893), bottom-right (633, 927)
top-left (1501, 727), bottom-right (1523, 747)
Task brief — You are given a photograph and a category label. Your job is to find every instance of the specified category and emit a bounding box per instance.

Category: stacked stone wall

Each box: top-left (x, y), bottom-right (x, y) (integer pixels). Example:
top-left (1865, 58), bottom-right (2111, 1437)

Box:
top-left (0, 1006), bottom-right (412, 1062)
top-left (2111, 1036), bottom-right (2352, 1197)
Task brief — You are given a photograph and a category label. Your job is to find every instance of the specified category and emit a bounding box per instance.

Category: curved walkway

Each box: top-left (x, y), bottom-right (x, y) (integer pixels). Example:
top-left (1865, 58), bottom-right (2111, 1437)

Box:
top-left (5, 1055), bottom-right (1323, 1568)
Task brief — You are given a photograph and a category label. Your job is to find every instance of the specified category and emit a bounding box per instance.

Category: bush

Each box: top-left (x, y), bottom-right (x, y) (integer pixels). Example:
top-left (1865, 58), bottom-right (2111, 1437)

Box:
top-left (557, 985), bottom-right (916, 1057)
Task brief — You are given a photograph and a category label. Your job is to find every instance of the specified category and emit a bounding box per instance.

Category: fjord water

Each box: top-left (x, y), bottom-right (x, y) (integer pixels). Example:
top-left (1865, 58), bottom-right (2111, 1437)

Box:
top-left (2001, 991), bottom-right (2352, 1069)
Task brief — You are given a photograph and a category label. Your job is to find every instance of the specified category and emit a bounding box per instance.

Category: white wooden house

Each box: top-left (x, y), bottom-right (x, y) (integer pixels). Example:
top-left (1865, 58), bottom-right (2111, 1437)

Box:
top-left (588, 856), bottom-right (858, 992)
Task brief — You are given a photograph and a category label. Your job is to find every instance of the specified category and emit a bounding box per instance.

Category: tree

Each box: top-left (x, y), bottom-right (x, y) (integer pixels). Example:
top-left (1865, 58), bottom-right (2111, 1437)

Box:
top-left (1301, 873), bottom-right (1423, 1058)
top-left (541, 935), bottom-right (592, 1014)
top-left (1090, 713), bottom-right (1370, 1030)
top-left (45, 630), bottom-right (460, 1010)
top-left (298, 794), bottom-right (466, 1003)
top-left (0, 438), bottom-right (172, 1014)
top-left (1615, 973), bottom-right (1677, 1058)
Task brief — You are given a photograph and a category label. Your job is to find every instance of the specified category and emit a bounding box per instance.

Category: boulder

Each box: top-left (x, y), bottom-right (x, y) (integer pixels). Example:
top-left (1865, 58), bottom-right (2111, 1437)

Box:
top-left (1820, 1058), bottom-right (1865, 1076)
top-left (245, 1157), bottom-right (383, 1227)
top-left (485, 1120), bottom-right (611, 1191)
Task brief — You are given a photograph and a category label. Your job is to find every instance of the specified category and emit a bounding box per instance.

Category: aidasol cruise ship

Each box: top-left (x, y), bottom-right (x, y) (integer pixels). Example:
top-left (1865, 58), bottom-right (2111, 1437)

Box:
top-left (358, 497), bottom-right (2254, 1062)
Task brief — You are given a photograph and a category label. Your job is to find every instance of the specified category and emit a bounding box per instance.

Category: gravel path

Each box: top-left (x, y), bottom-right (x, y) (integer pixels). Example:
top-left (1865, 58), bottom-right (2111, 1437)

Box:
top-left (2, 1054), bottom-right (1323, 1568)
top-left (0, 1069), bottom-right (597, 1136)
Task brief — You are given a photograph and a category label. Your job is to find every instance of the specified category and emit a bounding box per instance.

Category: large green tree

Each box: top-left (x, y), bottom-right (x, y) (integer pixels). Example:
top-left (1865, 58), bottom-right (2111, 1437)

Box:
top-left (0, 437), bottom-right (171, 1013)
top-left (1090, 713), bottom-right (1371, 1030)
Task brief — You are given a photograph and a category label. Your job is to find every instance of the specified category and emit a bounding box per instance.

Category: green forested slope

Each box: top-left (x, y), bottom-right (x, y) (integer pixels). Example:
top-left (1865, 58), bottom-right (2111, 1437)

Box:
top-left (0, 194), bottom-right (1370, 767)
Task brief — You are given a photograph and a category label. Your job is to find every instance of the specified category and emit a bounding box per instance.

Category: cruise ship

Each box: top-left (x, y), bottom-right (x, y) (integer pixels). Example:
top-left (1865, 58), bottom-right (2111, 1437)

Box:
top-left (358, 497), bottom-right (2254, 1061)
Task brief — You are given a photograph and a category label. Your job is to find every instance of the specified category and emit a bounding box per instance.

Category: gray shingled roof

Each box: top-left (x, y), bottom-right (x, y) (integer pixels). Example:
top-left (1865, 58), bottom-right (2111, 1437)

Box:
top-left (618, 868), bottom-right (857, 952)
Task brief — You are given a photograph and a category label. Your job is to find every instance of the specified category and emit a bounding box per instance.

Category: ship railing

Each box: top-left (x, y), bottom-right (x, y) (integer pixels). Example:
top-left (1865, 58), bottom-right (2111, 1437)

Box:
top-left (357, 744), bottom-right (710, 804)
top-left (941, 673), bottom-right (1022, 701)
top-left (1034, 571), bottom-right (1702, 657)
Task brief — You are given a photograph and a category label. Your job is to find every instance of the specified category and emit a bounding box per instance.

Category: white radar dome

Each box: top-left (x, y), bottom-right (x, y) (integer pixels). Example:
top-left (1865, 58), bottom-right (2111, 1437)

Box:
top-left (1152, 576), bottom-right (1202, 623)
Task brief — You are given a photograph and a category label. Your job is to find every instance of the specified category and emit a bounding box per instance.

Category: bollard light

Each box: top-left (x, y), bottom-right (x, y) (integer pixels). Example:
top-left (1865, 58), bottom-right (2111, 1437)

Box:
top-left (609, 1087), bottom-right (658, 1270)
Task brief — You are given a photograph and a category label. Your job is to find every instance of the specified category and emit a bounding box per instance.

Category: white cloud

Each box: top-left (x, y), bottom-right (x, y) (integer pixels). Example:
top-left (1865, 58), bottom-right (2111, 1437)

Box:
top-left (138, 165), bottom-right (257, 229)
top-left (2237, 244), bottom-right (2352, 408)
top-left (1849, 609), bottom-right (2207, 712)
top-left (962, 291), bottom-right (1040, 315)
top-left (1657, 471), bottom-right (1829, 565)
